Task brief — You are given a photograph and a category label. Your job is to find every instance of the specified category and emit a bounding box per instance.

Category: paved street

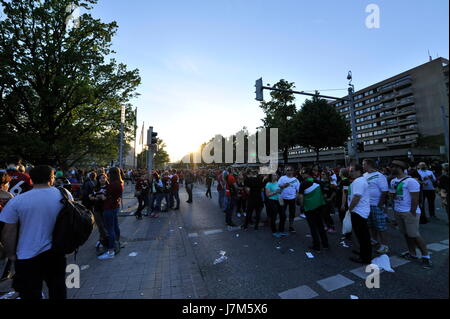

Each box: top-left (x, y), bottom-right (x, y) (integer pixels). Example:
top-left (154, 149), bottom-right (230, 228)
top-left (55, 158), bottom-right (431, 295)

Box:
top-left (1, 182), bottom-right (448, 299)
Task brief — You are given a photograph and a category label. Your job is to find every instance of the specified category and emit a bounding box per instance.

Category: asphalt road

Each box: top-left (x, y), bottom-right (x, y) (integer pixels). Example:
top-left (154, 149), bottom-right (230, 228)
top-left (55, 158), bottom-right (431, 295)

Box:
top-left (178, 183), bottom-right (449, 299)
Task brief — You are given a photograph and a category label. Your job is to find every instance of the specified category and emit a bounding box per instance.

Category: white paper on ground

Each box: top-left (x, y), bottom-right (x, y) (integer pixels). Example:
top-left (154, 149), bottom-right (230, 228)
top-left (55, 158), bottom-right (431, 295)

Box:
top-left (128, 252), bottom-right (138, 257)
top-left (289, 249), bottom-right (295, 252)
top-left (350, 295), bottom-right (359, 299)
top-left (80, 265), bottom-right (90, 270)
top-left (306, 252), bottom-right (315, 258)
top-left (276, 246), bottom-right (281, 249)
top-left (371, 254), bottom-right (394, 272)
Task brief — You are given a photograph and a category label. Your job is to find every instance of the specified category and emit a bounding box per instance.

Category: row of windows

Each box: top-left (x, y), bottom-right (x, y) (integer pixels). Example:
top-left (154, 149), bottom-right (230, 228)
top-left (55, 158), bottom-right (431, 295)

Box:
top-left (357, 122), bottom-right (378, 131)
top-left (362, 134), bottom-right (417, 146)
top-left (338, 94), bottom-right (383, 112)
top-left (356, 114), bottom-right (377, 123)
top-left (357, 129), bottom-right (386, 138)
top-left (355, 104), bottom-right (382, 116)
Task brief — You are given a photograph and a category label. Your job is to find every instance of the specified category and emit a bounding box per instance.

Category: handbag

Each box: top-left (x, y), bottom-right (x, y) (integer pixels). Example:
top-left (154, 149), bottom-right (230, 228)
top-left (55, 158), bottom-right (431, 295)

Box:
top-left (342, 210), bottom-right (352, 234)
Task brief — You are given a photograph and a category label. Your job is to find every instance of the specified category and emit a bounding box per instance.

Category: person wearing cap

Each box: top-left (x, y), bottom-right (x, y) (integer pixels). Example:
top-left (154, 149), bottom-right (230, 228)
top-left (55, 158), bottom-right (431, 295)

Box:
top-left (417, 162), bottom-right (437, 219)
top-left (389, 160), bottom-right (432, 268)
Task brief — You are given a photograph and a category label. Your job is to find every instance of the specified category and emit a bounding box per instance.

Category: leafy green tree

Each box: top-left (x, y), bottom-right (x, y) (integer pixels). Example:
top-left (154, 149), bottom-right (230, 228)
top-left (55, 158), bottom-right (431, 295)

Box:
top-left (259, 79), bottom-right (298, 164)
top-left (153, 139), bottom-right (170, 169)
top-left (293, 95), bottom-right (351, 163)
top-left (0, 0), bottom-right (140, 168)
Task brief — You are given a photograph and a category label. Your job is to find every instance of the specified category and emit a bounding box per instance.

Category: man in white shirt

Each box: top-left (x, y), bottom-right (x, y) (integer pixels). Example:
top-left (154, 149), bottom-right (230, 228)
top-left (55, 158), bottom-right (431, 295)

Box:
top-left (363, 159), bottom-right (390, 254)
top-left (389, 160), bottom-right (431, 268)
top-left (348, 164), bottom-right (372, 265)
top-left (417, 162), bottom-right (437, 218)
top-left (0, 165), bottom-right (72, 299)
top-left (278, 166), bottom-right (300, 233)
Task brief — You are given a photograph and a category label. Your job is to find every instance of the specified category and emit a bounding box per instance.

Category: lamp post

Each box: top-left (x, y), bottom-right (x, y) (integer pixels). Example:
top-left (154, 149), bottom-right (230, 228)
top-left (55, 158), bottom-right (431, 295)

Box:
top-left (347, 71), bottom-right (359, 163)
top-left (118, 105), bottom-right (125, 168)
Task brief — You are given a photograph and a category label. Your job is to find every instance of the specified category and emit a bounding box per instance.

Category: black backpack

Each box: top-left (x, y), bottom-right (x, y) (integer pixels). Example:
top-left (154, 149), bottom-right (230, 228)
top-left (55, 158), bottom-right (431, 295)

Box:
top-left (52, 187), bottom-right (95, 255)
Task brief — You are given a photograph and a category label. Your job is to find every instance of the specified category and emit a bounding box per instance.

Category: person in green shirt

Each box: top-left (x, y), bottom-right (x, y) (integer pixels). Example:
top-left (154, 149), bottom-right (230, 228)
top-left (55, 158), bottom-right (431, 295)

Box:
top-left (298, 168), bottom-right (329, 252)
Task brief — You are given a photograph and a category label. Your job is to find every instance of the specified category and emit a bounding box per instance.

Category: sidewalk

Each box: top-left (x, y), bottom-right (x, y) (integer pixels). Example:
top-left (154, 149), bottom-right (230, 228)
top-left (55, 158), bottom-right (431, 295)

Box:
top-left (1, 184), bottom-right (209, 299)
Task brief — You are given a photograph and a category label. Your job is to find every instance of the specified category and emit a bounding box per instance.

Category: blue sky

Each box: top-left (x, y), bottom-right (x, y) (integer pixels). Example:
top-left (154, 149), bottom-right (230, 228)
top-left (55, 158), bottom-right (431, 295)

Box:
top-left (89, 0), bottom-right (449, 161)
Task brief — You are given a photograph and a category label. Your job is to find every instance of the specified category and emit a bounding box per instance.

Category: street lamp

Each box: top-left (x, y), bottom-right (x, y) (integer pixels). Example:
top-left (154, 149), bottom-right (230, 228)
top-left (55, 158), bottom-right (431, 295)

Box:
top-left (347, 71), bottom-right (359, 163)
top-left (118, 105), bottom-right (125, 168)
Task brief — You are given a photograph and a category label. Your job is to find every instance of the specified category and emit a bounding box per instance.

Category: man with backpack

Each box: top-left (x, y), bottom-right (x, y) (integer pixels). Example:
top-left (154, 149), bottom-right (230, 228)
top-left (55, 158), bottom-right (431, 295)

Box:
top-left (0, 165), bottom-right (73, 299)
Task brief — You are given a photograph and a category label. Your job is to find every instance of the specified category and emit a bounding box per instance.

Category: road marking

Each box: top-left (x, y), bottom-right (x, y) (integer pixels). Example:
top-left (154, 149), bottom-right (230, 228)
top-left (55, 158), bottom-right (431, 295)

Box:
top-left (426, 243), bottom-right (449, 252)
top-left (349, 266), bottom-right (371, 280)
top-left (316, 274), bottom-right (354, 292)
top-left (389, 256), bottom-right (410, 268)
top-left (188, 233), bottom-right (199, 238)
top-left (440, 239), bottom-right (449, 245)
top-left (204, 229), bottom-right (224, 236)
top-left (278, 285), bottom-right (318, 299)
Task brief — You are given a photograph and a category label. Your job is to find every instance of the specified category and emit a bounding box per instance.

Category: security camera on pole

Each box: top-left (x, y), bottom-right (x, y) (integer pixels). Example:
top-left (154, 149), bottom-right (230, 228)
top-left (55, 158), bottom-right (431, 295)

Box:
top-left (347, 71), bottom-right (360, 163)
top-left (147, 126), bottom-right (158, 173)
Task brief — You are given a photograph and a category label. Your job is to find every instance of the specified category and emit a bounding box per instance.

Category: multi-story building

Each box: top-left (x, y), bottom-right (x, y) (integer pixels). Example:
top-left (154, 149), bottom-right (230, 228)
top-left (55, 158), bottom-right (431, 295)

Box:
top-left (285, 57), bottom-right (449, 166)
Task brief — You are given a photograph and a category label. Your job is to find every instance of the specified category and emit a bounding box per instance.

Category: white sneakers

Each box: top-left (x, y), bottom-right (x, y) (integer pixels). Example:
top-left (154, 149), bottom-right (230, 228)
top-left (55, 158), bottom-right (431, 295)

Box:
top-left (98, 251), bottom-right (115, 260)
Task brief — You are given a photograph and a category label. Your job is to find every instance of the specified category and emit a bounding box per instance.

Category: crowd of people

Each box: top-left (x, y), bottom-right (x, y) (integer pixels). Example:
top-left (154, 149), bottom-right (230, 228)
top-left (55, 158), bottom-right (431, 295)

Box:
top-left (172, 159), bottom-right (448, 268)
top-left (0, 155), bottom-right (448, 299)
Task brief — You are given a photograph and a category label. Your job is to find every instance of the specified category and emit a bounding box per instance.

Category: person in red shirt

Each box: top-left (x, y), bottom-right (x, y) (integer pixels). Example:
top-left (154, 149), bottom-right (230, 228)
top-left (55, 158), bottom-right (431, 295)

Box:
top-left (225, 168), bottom-right (238, 226)
top-left (6, 157), bottom-right (33, 196)
top-left (98, 167), bottom-right (124, 260)
top-left (170, 170), bottom-right (180, 210)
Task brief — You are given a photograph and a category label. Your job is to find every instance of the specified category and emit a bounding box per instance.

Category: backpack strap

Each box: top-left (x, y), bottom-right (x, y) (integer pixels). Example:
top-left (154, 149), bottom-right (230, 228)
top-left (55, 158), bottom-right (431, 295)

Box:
top-left (58, 186), bottom-right (71, 203)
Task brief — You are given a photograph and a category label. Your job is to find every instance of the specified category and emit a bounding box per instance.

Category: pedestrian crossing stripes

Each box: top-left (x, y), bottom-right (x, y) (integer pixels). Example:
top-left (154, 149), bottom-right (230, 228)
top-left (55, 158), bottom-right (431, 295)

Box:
top-left (278, 239), bottom-right (448, 299)
top-left (203, 229), bottom-right (223, 236)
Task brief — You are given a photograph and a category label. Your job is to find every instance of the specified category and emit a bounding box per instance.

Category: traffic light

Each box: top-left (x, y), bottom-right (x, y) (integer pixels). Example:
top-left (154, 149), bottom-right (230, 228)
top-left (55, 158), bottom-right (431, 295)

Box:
top-left (255, 78), bottom-right (264, 101)
top-left (357, 142), bottom-right (364, 152)
top-left (151, 132), bottom-right (158, 145)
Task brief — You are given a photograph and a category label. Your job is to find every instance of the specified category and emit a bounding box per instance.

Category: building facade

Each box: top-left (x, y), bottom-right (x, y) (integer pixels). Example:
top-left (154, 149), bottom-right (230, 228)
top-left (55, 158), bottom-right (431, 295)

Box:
top-left (284, 57), bottom-right (449, 166)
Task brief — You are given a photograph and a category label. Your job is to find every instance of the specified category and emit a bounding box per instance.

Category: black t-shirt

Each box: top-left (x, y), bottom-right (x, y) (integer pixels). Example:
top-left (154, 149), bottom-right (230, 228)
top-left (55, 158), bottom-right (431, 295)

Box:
top-left (336, 177), bottom-right (350, 208)
top-left (91, 184), bottom-right (108, 212)
top-left (320, 181), bottom-right (336, 200)
top-left (244, 176), bottom-right (264, 204)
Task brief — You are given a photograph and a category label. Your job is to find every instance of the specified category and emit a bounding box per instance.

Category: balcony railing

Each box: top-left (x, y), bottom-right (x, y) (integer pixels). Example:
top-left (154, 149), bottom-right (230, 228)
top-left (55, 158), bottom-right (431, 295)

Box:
top-left (394, 78), bottom-right (413, 88)
top-left (397, 97), bottom-right (415, 106)
top-left (396, 87), bottom-right (413, 98)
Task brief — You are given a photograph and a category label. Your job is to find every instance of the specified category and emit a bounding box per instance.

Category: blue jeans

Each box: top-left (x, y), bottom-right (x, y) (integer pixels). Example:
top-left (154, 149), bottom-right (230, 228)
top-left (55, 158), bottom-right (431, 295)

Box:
top-left (171, 190), bottom-right (180, 208)
top-left (153, 193), bottom-right (164, 211)
top-left (218, 189), bottom-right (225, 210)
top-left (103, 208), bottom-right (120, 250)
top-left (225, 196), bottom-right (236, 225)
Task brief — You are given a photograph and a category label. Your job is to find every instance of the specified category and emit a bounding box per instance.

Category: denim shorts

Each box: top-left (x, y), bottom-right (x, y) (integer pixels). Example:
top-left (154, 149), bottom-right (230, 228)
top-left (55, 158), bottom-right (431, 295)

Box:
top-left (367, 206), bottom-right (387, 231)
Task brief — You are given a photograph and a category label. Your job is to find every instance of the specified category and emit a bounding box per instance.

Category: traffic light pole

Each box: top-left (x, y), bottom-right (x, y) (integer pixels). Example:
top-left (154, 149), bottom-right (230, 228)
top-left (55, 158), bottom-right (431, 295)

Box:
top-left (255, 76), bottom-right (360, 164)
top-left (147, 127), bottom-right (154, 173)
